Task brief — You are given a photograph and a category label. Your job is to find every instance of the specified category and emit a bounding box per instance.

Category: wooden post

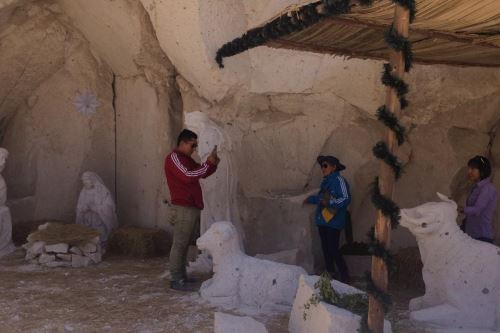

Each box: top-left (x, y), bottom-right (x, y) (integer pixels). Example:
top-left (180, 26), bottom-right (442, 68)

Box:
top-left (368, 4), bottom-right (410, 333)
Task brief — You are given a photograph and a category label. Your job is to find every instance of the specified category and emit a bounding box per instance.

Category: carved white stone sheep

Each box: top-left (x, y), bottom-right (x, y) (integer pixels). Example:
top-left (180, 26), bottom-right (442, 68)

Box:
top-left (400, 193), bottom-right (500, 332)
top-left (197, 221), bottom-right (306, 312)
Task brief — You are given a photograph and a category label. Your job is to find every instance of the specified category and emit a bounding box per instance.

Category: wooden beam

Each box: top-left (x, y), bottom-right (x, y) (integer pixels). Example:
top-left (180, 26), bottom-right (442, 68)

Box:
top-left (266, 39), bottom-right (500, 68)
top-left (367, 4), bottom-right (409, 333)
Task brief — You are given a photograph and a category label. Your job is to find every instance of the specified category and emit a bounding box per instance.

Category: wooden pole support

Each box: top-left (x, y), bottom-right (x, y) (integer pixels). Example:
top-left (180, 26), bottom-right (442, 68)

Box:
top-left (367, 4), bottom-right (410, 333)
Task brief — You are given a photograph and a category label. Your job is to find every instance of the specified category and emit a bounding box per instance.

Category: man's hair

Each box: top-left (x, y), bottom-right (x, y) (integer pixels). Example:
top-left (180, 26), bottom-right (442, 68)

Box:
top-left (177, 129), bottom-right (198, 146)
top-left (467, 155), bottom-right (491, 180)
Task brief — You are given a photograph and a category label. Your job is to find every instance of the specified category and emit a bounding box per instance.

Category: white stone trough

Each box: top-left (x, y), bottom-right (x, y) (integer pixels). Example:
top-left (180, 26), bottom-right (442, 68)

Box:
top-left (289, 275), bottom-right (392, 333)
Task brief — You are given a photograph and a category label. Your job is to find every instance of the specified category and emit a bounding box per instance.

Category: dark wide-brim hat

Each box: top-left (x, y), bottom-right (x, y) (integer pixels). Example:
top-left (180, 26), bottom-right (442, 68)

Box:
top-left (317, 155), bottom-right (346, 171)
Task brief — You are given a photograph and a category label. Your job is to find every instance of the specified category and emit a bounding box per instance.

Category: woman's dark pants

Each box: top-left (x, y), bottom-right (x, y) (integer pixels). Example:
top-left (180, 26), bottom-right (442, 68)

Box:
top-left (318, 225), bottom-right (350, 282)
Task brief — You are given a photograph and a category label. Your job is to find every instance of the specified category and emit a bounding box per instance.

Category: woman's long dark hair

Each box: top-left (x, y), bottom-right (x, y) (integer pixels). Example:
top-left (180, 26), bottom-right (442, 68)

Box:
top-left (467, 155), bottom-right (492, 180)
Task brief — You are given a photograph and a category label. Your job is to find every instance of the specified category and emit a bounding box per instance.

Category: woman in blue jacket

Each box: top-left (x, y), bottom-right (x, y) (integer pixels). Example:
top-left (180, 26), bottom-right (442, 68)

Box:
top-left (304, 155), bottom-right (351, 283)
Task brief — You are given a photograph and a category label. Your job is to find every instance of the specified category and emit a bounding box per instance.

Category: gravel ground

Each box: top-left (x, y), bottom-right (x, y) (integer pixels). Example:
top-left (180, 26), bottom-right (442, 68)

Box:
top-left (0, 250), bottom-right (426, 333)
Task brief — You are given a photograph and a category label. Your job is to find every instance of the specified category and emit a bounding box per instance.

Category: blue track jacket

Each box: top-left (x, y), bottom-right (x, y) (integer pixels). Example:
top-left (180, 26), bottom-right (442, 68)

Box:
top-left (306, 171), bottom-right (351, 229)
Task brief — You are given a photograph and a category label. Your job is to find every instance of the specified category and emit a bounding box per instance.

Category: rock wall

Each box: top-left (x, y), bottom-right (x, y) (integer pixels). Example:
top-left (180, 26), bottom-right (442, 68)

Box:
top-left (175, 62), bottom-right (500, 261)
top-left (1, 1), bottom-right (116, 223)
top-left (0, 0), bottom-right (182, 228)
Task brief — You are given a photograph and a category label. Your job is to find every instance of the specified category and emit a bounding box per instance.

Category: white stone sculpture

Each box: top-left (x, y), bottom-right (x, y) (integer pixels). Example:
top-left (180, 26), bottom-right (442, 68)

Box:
top-left (76, 172), bottom-right (117, 247)
top-left (289, 275), bottom-right (392, 333)
top-left (0, 148), bottom-right (15, 258)
top-left (185, 111), bottom-right (244, 243)
top-left (197, 221), bottom-right (306, 312)
top-left (400, 193), bottom-right (500, 332)
top-left (214, 312), bottom-right (268, 333)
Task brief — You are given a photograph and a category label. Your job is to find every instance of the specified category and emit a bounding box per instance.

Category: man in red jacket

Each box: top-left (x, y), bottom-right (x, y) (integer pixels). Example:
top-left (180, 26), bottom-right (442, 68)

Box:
top-left (165, 129), bottom-right (219, 291)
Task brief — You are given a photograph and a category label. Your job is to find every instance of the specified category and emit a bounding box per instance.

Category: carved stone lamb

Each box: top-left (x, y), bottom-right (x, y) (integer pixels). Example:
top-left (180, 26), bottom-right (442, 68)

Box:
top-left (197, 221), bottom-right (306, 312)
top-left (400, 193), bottom-right (500, 332)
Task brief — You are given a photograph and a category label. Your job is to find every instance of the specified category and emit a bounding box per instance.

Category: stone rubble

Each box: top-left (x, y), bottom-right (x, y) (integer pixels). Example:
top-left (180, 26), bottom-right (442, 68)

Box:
top-left (23, 227), bottom-right (102, 268)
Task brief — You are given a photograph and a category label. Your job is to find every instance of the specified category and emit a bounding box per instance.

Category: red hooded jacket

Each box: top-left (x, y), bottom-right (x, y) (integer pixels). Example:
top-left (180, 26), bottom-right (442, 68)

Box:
top-left (164, 150), bottom-right (217, 210)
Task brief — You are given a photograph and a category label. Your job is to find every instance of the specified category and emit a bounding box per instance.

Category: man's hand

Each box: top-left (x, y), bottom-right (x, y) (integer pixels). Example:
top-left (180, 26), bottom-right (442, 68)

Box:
top-left (207, 151), bottom-right (220, 165)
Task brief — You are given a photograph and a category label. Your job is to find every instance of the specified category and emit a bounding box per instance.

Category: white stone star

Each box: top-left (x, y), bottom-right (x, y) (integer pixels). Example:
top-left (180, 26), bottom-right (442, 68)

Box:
top-left (74, 92), bottom-right (100, 116)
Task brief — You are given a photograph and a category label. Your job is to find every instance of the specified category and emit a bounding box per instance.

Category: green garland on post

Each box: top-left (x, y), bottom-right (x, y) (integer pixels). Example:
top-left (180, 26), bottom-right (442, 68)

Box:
top-left (376, 106), bottom-right (406, 145)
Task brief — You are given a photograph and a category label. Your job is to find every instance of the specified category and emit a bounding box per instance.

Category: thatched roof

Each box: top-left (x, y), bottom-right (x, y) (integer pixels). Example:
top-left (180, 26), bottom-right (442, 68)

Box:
top-left (217, 0), bottom-right (500, 68)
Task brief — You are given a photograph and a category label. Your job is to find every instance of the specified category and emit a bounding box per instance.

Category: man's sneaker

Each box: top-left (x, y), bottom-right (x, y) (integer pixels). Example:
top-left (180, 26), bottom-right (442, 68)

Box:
top-left (170, 279), bottom-right (197, 292)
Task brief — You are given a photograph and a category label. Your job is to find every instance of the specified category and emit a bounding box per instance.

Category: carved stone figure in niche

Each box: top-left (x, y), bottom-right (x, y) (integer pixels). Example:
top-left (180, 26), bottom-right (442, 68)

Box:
top-left (76, 172), bottom-right (117, 248)
top-left (0, 148), bottom-right (15, 258)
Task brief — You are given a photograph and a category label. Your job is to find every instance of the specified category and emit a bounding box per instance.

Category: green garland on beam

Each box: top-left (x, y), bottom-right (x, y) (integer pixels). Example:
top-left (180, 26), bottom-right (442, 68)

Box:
top-left (385, 24), bottom-right (414, 72)
top-left (376, 106), bottom-right (406, 146)
top-left (367, 228), bottom-right (397, 273)
top-left (392, 0), bottom-right (417, 23)
top-left (365, 272), bottom-right (393, 313)
top-left (381, 63), bottom-right (409, 109)
top-left (215, 0), bottom-right (378, 68)
top-left (370, 177), bottom-right (401, 228)
top-left (373, 141), bottom-right (403, 180)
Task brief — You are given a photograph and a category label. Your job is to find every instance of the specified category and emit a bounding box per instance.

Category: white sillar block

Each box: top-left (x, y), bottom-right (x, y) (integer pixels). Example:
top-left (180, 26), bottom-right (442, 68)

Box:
top-left (45, 261), bottom-right (71, 268)
top-left (72, 254), bottom-right (91, 268)
top-left (214, 312), bottom-right (268, 333)
top-left (289, 275), bottom-right (392, 333)
top-left (25, 241), bottom-right (46, 260)
top-left (56, 253), bottom-right (72, 261)
top-left (38, 253), bottom-right (56, 264)
top-left (86, 251), bottom-right (102, 264)
top-left (81, 243), bottom-right (97, 254)
top-left (45, 243), bottom-right (69, 253)
top-left (69, 246), bottom-right (83, 255)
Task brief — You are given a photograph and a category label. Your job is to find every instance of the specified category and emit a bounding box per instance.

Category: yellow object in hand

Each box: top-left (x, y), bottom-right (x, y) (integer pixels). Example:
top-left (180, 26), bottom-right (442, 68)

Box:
top-left (321, 207), bottom-right (336, 223)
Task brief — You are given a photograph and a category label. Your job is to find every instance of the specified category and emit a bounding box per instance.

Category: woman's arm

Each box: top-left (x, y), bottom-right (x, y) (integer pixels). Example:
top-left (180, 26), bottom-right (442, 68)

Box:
top-left (305, 194), bottom-right (320, 205)
top-left (464, 186), bottom-right (494, 216)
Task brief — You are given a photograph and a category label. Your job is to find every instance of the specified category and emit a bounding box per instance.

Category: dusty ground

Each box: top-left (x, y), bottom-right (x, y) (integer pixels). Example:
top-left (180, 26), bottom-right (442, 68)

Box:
top-left (0, 250), bottom-right (426, 333)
